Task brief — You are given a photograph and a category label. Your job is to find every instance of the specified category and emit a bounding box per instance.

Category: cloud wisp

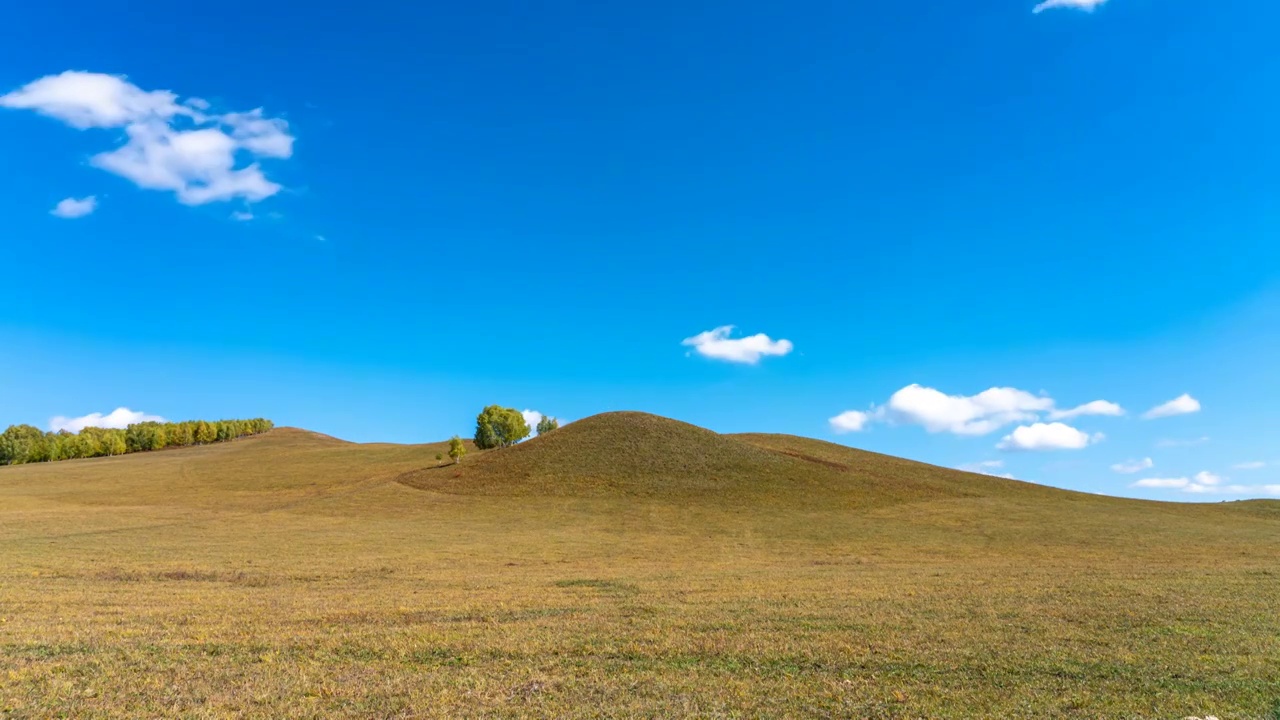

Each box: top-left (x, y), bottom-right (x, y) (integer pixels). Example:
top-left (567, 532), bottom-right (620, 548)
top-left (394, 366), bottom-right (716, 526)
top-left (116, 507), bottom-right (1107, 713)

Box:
top-left (1111, 457), bottom-right (1153, 474)
top-left (1048, 400), bottom-right (1123, 421)
top-left (2, 71), bottom-right (294, 206)
top-left (1033, 0), bottom-right (1108, 13)
top-left (1131, 477), bottom-right (1190, 489)
top-left (682, 326), bottom-right (793, 365)
top-left (957, 460), bottom-right (1015, 479)
top-left (50, 196), bottom-right (98, 218)
top-left (1143, 394), bottom-right (1201, 420)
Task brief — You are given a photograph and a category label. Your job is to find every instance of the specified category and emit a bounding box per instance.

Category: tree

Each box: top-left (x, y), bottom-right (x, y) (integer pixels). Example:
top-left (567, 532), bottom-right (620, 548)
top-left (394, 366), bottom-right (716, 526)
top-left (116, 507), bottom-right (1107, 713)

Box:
top-left (101, 429), bottom-right (127, 457)
top-left (448, 436), bottom-right (466, 464)
top-left (194, 420), bottom-right (216, 445)
top-left (536, 416), bottom-right (559, 436)
top-left (126, 422), bottom-right (168, 453)
top-left (473, 405), bottom-right (530, 449)
top-left (0, 425), bottom-right (44, 465)
top-left (167, 422), bottom-right (194, 447)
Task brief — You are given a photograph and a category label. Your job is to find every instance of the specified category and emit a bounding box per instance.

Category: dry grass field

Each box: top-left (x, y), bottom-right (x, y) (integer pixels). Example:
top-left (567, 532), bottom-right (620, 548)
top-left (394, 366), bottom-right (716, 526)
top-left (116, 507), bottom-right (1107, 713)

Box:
top-left (2, 412), bottom-right (1278, 718)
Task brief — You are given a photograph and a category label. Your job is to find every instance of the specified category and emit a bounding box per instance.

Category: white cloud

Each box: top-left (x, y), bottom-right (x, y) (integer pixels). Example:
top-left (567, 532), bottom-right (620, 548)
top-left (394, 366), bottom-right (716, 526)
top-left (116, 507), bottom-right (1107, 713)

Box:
top-left (883, 384), bottom-right (1053, 436)
top-left (1232, 461), bottom-right (1266, 470)
top-left (231, 211), bottom-right (254, 221)
top-left (997, 422), bottom-right (1101, 451)
top-left (1265, 486), bottom-right (1280, 497)
top-left (50, 196), bottom-right (97, 218)
top-left (828, 410), bottom-right (871, 434)
top-left (1033, 0), bottom-right (1107, 13)
top-left (1142, 394), bottom-right (1201, 420)
top-left (0, 71), bottom-right (184, 128)
top-left (682, 326), bottom-right (793, 364)
top-left (49, 407), bottom-right (165, 433)
top-left (1, 71), bottom-right (293, 206)
top-left (1131, 477), bottom-right (1189, 489)
top-left (1111, 457), bottom-right (1153, 474)
top-left (1156, 436), bottom-right (1209, 448)
top-left (92, 123), bottom-right (281, 205)
top-left (1193, 470), bottom-right (1225, 486)
top-left (1048, 400), bottom-right (1124, 421)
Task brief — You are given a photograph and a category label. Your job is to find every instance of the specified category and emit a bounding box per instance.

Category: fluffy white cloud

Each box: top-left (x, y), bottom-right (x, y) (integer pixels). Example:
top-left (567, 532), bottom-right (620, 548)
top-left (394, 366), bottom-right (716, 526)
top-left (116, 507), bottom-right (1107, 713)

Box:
top-left (1048, 400), bottom-right (1124, 421)
top-left (49, 407), bottom-right (165, 433)
top-left (682, 326), bottom-right (793, 364)
top-left (828, 410), bottom-right (871, 434)
top-left (1132, 477), bottom-right (1188, 489)
top-left (1, 71), bottom-right (293, 206)
top-left (91, 122), bottom-right (282, 205)
top-left (0, 71), bottom-right (184, 128)
top-left (50, 196), bottom-right (97, 218)
top-left (883, 384), bottom-right (1052, 436)
top-left (1232, 461), bottom-right (1266, 470)
top-left (1111, 457), bottom-right (1153, 474)
top-left (1142, 394), bottom-right (1201, 420)
top-left (997, 422), bottom-right (1101, 451)
top-left (1033, 0), bottom-right (1107, 13)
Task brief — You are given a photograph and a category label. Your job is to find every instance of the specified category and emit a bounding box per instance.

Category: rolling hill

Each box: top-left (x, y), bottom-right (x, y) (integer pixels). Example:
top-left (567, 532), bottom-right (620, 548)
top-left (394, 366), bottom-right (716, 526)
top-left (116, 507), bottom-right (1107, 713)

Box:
top-left (2, 413), bottom-right (1278, 718)
top-left (400, 410), bottom-right (1060, 501)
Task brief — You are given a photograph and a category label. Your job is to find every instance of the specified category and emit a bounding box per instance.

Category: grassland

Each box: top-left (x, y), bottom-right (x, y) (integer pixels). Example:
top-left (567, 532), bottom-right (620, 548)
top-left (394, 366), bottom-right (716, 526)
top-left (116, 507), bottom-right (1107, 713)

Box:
top-left (2, 413), bottom-right (1278, 718)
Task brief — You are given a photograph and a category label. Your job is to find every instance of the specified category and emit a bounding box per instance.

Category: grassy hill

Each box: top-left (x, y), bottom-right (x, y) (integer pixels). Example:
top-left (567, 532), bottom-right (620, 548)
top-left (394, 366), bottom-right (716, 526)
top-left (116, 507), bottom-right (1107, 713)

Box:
top-left (402, 410), bottom-right (1071, 502)
top-left (2, 414), bottom-right (1279, 718)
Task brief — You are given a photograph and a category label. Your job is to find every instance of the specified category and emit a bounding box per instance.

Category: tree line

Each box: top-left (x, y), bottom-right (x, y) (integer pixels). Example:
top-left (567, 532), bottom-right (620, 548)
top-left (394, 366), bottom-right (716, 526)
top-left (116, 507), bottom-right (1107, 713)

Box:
top-left (0, 418), bottom-right (274, 466)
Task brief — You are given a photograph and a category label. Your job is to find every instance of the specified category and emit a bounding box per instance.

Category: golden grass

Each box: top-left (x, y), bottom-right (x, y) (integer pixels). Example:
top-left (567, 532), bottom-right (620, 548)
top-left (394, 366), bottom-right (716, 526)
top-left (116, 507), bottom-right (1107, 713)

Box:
top-left (2, 416), bottom-right (1278, 718)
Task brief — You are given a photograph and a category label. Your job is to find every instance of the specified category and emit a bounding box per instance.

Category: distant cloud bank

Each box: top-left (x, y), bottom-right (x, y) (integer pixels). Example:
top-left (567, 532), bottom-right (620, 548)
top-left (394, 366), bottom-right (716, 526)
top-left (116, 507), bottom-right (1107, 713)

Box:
top-left (828, 384), bottom-right (1122, 452)
top-left (49, 407), bottom-right (166, 433)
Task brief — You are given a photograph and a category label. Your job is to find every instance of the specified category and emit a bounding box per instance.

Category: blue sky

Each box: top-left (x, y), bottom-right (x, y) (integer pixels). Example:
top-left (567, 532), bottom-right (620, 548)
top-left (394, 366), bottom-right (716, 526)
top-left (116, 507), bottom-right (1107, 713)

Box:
top-left (2, 0), bottom-right (1278, 500)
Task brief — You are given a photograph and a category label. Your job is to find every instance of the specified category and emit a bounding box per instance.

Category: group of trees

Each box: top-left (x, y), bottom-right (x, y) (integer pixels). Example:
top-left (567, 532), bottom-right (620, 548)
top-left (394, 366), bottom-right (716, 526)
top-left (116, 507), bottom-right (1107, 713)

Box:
top-left (472, 406), bottom-right (558, 451)
top-left (0, 418), bottom-right (274, 466)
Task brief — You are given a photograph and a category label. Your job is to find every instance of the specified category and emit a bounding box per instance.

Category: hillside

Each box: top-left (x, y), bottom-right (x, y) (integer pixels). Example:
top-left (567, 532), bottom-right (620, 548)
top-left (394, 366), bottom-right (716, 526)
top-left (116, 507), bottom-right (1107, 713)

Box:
top-left (397, 411), bottom-right (1031, 504)
top-left (3, 415), bottom-right (1280, 718)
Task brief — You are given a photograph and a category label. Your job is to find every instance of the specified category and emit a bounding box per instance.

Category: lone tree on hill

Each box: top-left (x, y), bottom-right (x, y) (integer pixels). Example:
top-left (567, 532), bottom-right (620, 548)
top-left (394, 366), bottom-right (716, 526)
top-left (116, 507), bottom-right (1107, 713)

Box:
top-left (473, 405), bottom-right (530, 449)
top-left (448, 436), bottom-right (466, 464)
top-left (536, 415), bottom-right (559, 435)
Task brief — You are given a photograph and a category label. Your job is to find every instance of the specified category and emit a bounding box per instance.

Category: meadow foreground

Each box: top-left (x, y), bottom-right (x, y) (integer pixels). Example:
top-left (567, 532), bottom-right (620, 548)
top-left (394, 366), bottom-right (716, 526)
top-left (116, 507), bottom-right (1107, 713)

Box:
top-left (2, 415), bottom-right (1278, 718)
